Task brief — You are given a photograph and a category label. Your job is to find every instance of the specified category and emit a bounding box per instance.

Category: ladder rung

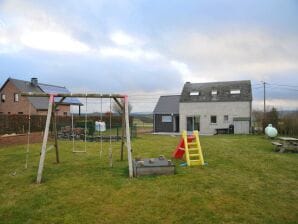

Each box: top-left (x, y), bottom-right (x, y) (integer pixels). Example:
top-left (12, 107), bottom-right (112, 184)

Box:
top-left (188, 142), bottom-right (196, 146)
top-left (189, 154), bottom-right (200, 157)
top-left (188, 148), bottom-right (198, 151)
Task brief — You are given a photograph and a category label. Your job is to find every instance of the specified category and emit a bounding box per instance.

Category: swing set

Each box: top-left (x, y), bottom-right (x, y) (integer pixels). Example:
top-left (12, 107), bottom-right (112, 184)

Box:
top-left (21, 92), bottom-right (133, 184)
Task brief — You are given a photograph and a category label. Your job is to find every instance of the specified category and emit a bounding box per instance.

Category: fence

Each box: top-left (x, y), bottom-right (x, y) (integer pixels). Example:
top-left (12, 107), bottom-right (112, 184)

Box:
top-left (0, 114), bottom-right (134, 136)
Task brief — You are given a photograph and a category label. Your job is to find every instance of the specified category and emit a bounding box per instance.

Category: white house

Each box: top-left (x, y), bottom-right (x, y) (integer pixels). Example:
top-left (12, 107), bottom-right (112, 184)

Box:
top-left (153, 80), bottom-right (252, 135)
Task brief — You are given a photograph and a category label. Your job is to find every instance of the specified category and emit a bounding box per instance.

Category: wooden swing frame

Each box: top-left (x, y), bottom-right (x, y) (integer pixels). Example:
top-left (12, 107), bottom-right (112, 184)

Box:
top-left (21, 92), bottom-right (133, 184)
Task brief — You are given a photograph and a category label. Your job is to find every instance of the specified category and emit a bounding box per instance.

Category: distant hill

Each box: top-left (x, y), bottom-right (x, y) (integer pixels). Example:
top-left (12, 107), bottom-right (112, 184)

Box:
top-left (131, 112), bottom-right (153, 123)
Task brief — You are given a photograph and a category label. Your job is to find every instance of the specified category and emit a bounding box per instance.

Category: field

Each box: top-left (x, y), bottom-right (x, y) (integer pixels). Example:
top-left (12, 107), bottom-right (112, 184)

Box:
top-left (0, 134), bottom-right (297, 224)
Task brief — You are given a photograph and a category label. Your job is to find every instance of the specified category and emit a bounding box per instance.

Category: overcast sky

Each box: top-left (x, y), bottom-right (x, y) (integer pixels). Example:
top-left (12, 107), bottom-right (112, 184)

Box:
top-left (0, 0), bottom-right (297, 112)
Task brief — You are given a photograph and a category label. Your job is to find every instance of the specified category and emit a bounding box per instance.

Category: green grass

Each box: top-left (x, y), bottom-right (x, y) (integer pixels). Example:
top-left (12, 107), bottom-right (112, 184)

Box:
top-left (0, 135), bottom-right (297, 224)
top-left (133, 118), bottom-right (153, 127)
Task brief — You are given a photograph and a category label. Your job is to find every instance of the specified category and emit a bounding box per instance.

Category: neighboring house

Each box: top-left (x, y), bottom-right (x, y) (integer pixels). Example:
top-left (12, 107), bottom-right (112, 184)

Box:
top-left (153, 80), bottom-right (252, 135)
top-left (153, 95), bottom-right (180, 132)
top-left (0, 77), bottom-right (82, 116)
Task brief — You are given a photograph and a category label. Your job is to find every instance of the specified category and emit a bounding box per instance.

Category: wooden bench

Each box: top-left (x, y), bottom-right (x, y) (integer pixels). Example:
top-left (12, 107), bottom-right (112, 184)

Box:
top-left (271, 141), bottom-right (283, 152)
top-left (271, 142), bottom-right (282, 147)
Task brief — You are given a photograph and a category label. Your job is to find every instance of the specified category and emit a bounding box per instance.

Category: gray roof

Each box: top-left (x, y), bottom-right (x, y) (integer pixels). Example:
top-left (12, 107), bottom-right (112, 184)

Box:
top-left (38, 83), bottom-right (82, 105)
top-left (180, 80), bottom-right (252, 102)
top-left (153, 95), bottom-right (180, 114)
top-left (3, 78), bottom-right (82, 110)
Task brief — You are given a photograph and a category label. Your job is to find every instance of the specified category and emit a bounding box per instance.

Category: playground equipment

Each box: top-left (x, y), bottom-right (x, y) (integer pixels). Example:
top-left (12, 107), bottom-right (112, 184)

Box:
top-left (21, 92), bottom-right (133, 183)
top-left (172, 130), bottom-right (205, 166)
top-left (265, 124), bottom-right (278, 138)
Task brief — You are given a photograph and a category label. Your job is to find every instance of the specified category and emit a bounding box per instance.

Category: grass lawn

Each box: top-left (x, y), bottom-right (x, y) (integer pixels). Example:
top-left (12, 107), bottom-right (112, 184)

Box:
top-left (0, 134), bottom-right (297, 224)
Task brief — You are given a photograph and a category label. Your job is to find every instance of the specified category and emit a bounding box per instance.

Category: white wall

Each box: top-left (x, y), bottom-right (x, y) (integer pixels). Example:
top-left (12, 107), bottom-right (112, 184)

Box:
top-left (179, 101), bottom-right (251, 135)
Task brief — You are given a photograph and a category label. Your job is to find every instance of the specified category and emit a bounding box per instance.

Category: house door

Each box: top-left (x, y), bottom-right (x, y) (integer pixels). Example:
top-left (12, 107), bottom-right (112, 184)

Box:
top-left (175, 116), bottom-right (179, 132)
top-left (194, 115), bottom-right (200, 132)
top-left (187, 117), bottom-right (193, 131)
top-left (187, 116), bottom-right (200, 131)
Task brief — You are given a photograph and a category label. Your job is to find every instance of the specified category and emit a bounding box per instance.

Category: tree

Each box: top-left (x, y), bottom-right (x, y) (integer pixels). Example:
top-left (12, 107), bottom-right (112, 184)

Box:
top-left (112, 99), bottom-right (132, 115)
top-left (265, 107), bottom-right (279, 128)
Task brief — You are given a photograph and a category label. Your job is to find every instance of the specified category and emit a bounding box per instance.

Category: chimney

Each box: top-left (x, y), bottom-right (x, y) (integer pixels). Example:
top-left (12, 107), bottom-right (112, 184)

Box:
top-left (31, 77), bottom-right (38, 86)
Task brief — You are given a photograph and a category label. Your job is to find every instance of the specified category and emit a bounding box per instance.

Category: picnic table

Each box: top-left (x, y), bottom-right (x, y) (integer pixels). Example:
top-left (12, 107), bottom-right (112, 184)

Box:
top-left (272, 137), bottom-right (298, 153)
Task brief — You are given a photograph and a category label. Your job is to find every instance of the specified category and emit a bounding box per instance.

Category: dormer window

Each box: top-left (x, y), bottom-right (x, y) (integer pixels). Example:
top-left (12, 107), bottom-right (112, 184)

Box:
top-left (211, 90), bottom-right (217, 95)
top-left (190, 91), bottom-right (199, 96)
top-left (230, 89), bottom-right (240, 94)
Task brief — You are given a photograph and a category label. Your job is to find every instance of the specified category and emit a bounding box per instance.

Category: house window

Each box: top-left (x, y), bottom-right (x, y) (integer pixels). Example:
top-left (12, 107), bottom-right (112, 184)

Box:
top-left (210, 115), bottom-right (217, 124)
top-left (224, 115), bottom-right (229, 122)
top-left (1, 94), bottom-right (5, 103)
top-left (211, 90), bottom-right (217, 95)
top-left (63, 112), bottom-right (68, 116)
top-left (18, 112), bottom-right (23, 114)
top-left (230, 89), bottom-right (241, 94)
top-left (162, 115), bottom-right (172, 122)
top-left (190, 91), bottom-right (199, 96)
top-left (14, 93), bottom-right (19, 102)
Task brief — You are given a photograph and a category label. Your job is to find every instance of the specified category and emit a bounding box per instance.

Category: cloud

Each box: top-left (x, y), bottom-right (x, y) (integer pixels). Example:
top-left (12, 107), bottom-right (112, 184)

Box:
top-left (20, 30), bottom-right (90, 53)
top-left (98, 46), bottom-right (162, 61)
top-left (0, 0), bottom-right (91, 54)
top-left (110, 31), bottom-right (140, 46)
top-left (166, 30), bottom-right (298, 82)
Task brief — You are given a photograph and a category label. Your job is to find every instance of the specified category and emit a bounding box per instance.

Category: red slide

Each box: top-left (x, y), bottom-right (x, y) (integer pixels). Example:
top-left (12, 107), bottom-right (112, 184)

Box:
top-left (172, 138), bottom-right (185, 159)
top-left (172, 135), bottom-right (196, 159)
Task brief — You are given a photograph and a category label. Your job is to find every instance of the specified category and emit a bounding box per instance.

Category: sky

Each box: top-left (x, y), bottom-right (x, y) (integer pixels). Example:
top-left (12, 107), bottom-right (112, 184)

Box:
top-left (0, 0), bottom-right (297, 112)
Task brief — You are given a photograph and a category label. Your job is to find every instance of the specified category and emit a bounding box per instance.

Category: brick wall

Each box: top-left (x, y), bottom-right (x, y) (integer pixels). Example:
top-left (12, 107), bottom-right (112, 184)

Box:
top-left (36, 105), bottom-right (70, 116)
top-left (0, 80), bottom-right (32, 115)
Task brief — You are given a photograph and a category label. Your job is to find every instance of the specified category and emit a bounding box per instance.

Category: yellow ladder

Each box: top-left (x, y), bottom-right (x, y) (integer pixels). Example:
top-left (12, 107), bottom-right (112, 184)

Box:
top-left (182, 130), bottom-right (205, 166)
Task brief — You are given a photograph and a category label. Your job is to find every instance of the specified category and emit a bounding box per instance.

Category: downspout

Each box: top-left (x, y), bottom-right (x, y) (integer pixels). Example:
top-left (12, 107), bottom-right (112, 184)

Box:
top-left (153, 114), bottom-right (155, 133)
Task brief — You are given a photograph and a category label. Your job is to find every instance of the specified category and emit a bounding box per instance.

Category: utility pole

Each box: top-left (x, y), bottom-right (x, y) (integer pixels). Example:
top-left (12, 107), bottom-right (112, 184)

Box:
top-left (262, 81), bottom-right (266, 130)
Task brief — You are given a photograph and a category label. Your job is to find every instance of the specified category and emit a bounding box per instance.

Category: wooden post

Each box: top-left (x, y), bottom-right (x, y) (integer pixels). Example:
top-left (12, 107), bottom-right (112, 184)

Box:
top-left (124, 96), bottom-right (133, 178)
top-left (120, 110), bottom-right (125, 161)
top-left (36, 95), bottom-right (54, 184)
top-left (52, 102), bottom-right (60, 163)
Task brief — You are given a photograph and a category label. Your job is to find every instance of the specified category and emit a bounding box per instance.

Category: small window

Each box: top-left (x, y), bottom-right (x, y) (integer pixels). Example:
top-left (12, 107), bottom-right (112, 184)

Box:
top-left (190, 91), bottom-right (199, 96)
top-left (8, 112), bottom-right (11, 114)
top-left (162, 115), bottom-right (172, 122)
top-left (1, 94), bottom-right (5, 103)
top-left (63, 112), bottom-right (68, 116)
top-left (210, 115), bottom-right (217, 124)
top-left (14, 93), bottom-right (19, 102)
top-left (230, 89), bottom-right (241, 94)
top-left (18, 112), bottom-right (23, 115)
top-left (224, 115), bottom-right (229, 122)
top-left (211, 90), bottom-right (217, 95)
